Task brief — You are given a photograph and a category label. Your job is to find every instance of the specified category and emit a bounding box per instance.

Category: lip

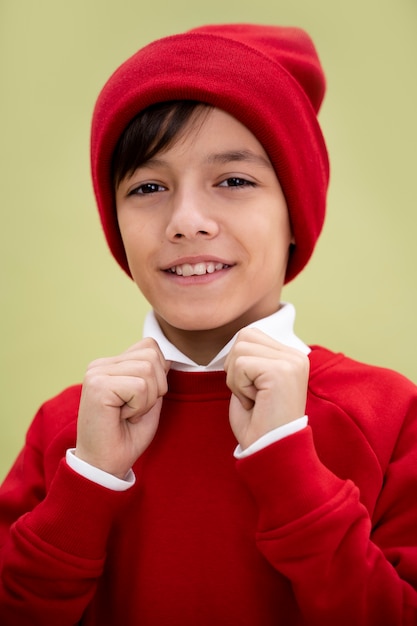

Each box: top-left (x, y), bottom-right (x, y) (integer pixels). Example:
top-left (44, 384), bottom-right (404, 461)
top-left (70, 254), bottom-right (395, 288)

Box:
top-left (160, 255), bottom-right (234, 271)
top-left (160, 255), bottom-right (234, 285)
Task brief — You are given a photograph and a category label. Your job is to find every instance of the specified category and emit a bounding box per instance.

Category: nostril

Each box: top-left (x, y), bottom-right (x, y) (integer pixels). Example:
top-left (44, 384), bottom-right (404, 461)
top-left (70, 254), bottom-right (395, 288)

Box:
top-left (174, 230), bottom-right (208, 238)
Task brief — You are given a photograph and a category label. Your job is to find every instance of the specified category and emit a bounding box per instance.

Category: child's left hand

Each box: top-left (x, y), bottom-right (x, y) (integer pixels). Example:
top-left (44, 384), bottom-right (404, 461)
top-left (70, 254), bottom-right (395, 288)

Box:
top-left (224, 328), bottom-right (310, 450)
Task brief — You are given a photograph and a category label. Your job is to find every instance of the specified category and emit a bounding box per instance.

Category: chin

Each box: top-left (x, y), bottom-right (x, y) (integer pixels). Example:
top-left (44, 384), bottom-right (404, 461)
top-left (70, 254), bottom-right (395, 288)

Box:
top-left (159, 311), bottom-right (234, 334)
top-left (173, 320), bottom-right (226, 333)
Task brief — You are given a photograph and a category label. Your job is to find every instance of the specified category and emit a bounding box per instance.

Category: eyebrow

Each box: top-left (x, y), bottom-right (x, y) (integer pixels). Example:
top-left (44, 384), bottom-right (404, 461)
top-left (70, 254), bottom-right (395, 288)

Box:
top-left (143, 149), bottom-right (273, 170)
top-left (204, 149), bottom-right (273, 169)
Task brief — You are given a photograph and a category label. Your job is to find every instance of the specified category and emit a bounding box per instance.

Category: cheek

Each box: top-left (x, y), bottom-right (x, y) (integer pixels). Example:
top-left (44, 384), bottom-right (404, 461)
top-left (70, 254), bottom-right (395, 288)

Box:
top-left (130, 264), bottom-right (157, 304)
top-left (118, 213), bottom-right (147, 244)
top-left (270, 207), bottom-right (293, 254)
top-left (243, 208), bottom-right (291, 255)
top-left (118, 212), bottom-right (159, 262)
top-left (117, 228), bottom-right (152, 287)
top-left (250, 212), bottom-right (292, 281)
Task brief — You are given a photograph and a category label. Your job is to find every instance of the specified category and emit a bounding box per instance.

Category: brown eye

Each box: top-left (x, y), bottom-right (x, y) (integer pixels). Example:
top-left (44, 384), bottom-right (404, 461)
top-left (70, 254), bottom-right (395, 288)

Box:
top-left (218, 177), bottom-right (255, 188)
top-left (129, 182), bottom-right (166, 195)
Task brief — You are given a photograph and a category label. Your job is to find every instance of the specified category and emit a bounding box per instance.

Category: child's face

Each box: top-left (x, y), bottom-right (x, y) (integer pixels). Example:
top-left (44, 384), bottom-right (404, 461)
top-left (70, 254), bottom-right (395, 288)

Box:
top-left (115, 107), bottom-right (292, 349)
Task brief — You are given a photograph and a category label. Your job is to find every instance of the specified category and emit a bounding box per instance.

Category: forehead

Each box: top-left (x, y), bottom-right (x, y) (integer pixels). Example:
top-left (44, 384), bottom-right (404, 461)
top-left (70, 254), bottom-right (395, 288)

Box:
top-left (152, 106), bottom-right (273, 164)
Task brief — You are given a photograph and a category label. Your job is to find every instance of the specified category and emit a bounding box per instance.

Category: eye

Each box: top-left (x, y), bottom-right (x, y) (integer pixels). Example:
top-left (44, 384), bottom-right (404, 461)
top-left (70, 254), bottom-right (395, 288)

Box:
top-left (128, 182), bottom-right (166, 196)
top-left (218, 177), bottom-right (256, 188)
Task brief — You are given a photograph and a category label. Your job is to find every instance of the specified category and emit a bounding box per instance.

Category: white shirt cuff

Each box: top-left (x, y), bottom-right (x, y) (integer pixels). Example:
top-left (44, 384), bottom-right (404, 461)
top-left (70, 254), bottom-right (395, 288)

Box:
top-left (66, 449), bottom-right (136, 491)
top-left (233, 415), bottom-right (308, 459)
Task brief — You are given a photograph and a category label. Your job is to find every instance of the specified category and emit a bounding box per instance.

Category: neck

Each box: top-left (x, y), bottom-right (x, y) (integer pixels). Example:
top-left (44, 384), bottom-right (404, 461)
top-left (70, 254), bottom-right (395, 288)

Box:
top-left (154, 305), bottom-right (282, 366)
top-left (157, 325), bottom-right (234, 365)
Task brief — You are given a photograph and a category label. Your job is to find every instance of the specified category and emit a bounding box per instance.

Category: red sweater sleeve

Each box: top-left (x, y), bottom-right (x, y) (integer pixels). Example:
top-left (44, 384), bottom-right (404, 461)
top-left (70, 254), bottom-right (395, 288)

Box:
top-left (0, 392), bottom-right (133, 626)
top-left (236, 423), bottom-right (417, 626)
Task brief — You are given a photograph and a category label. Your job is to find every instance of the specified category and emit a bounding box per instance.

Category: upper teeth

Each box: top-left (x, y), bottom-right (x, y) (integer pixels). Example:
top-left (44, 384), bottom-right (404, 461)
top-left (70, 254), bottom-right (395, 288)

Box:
top-left (168, 262), bottom-right (227, 276)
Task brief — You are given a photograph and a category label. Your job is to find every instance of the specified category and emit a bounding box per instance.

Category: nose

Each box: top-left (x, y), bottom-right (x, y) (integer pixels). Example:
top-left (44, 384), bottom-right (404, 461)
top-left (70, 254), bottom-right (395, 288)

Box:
top-left (165, 189), bottom-right (220, 241)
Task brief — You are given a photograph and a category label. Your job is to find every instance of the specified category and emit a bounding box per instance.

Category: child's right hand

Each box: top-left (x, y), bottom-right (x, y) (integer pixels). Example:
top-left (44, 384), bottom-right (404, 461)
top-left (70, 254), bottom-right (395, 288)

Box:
top-left (74, 338), bottom-right (170, 479)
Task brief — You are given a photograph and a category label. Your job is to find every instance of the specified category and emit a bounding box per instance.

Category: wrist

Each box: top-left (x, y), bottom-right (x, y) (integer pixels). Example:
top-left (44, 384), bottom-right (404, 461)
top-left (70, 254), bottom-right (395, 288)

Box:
top-left (234, 416), bottom-right (308, 458)
top-left (67, 449), bottom-right (135, 490)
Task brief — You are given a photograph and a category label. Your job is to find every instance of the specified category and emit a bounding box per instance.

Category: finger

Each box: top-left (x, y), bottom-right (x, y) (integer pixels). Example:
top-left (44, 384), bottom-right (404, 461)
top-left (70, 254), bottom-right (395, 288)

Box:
top-left (89, 338), bottom-right (169, 372)
top-left (225, 342), bottom-right (289, 368)
top-left (231, 390), bottom-right (256, 412)
top-left (117, 376), bottom-right (159, 422)
top-left (124, 338), bottom-right (171, 373)
top-left (112, 376), bottom-right (156, 411)
top-left (225, 343), bottom-right (306, 379)
top-left (123, 336), bottom-right (161, 354)
top-left (123, 346), bottom-right (171, 377)
top-left (226, 355), bottom-right (265, 410)
top-left (87, 350), bottom-right (169, 395)
top-left (236, 327), bottom-right (290, 350)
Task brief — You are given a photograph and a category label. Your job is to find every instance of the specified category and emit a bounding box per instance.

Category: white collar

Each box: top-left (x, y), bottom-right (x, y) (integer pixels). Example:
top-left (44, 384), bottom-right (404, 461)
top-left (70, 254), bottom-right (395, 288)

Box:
top-left (142, 302), bottom-right (310, 372)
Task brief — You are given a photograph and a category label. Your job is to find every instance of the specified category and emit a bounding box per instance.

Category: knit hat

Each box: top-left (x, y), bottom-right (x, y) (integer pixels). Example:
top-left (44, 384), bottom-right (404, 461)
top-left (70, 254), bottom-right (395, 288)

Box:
top-left (91, 23), bottom-right (329, 282)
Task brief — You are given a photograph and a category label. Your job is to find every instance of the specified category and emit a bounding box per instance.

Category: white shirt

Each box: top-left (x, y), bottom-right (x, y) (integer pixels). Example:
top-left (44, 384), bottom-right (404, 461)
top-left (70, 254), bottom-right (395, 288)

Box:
top-left (67, 302), bottom-right (309, 490)
top-left (143, 301), bottom-right (310, 371)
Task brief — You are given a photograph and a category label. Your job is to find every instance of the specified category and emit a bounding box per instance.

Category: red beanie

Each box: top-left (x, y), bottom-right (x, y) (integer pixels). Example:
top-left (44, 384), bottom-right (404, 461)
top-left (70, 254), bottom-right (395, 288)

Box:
top-left (91, 23), bottom-right (329, 282)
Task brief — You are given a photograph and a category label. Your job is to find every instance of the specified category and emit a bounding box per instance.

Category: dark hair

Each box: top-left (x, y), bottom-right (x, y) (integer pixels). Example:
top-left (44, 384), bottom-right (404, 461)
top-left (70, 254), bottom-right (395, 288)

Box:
top-left (111, 100), bottom-right (212, 189)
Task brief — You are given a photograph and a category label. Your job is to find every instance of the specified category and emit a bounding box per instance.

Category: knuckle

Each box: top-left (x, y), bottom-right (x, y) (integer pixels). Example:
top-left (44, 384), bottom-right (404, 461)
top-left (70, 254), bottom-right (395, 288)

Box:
top-left (86, 356), bottom-right (106, 371)
top-left (230, 340), bottom-right (250, 360)
top-left (235, 327), bottom-right (257, 344)
top-left (140, 337), bottom-right (160, 350)
top-left (139, 358), bottom-right (154, 378)
top-left (83, 370), bottom-right (105, 390)
top-left (234, 354), bottom-right (248, 370)
top-left (134, 376), bottom-right (148, 396)
top-left (276, 353), bottom-right (310, 380)
top-left (295, 352), bottom-right (310, 375)
top-left (140, 346), bottom-right (162, 368)
top-left (235, 328), bottom-right (249, 341)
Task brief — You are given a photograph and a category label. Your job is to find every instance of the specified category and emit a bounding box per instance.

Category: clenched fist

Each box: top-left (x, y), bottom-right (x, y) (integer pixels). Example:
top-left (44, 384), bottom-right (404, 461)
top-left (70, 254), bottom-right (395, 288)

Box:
top-left (224, 328), bottom-right (309, 450)
top-left (75, 338), bottom-right (170, 479)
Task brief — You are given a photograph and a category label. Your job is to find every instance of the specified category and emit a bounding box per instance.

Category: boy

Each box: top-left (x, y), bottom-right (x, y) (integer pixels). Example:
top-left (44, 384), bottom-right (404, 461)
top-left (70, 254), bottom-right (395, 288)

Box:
top-left (1, 23), bottom-right (416, 626)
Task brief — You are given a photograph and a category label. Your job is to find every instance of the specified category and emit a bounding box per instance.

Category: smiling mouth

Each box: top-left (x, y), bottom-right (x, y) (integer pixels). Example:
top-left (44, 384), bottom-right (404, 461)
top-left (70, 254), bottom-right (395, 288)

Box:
top-left (166, 262), bottom-right (230, 277)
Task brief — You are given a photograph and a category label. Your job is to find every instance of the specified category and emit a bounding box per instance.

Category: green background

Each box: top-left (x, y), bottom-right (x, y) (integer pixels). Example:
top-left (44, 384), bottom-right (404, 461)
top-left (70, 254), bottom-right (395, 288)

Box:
top-left (1, 0), bottom-right (416, 480)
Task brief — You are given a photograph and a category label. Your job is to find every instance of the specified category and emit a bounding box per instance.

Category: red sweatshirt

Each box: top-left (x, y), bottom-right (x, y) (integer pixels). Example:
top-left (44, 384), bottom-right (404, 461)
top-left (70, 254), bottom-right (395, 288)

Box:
top-left (0, 345), bottom-right (417, 626)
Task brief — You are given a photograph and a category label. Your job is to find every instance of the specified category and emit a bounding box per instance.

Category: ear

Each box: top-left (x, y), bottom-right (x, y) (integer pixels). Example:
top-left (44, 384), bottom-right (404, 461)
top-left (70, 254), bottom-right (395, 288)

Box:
top-left (288, 241), bottom-right (296, 258)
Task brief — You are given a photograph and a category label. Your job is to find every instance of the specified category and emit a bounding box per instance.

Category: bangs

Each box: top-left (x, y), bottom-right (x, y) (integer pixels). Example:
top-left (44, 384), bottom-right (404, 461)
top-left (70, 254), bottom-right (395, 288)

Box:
top-left (111, 101), bottom-right (212, 188)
